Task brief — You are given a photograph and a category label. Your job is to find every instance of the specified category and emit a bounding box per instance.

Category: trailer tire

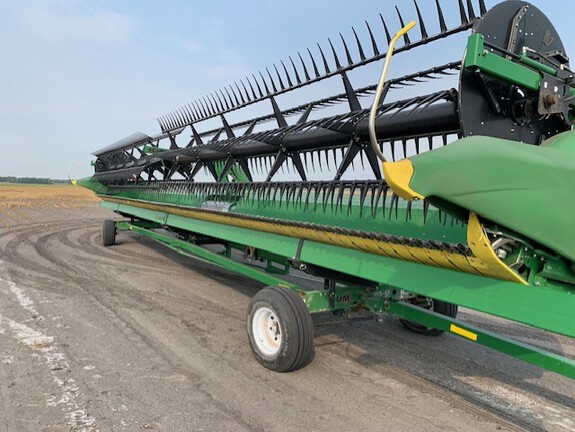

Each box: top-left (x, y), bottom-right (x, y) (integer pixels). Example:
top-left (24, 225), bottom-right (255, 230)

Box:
top-left (247, 286), bottom-right (314, 372)
top-left (102, 220), bottom-right (116, 246)
top-left (400, 298), bottom-right (457, 336)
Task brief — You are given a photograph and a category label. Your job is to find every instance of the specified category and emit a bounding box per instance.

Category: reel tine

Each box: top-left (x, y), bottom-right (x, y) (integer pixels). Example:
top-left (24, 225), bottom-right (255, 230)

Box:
top-left (265, 67), bottom-right (278, 93)
top-left (466, 0), bottom-right (476, 20)
top-left (218, 89), bottom-right (230, 110)
top-left (307, 48), bottom-right (321, 78)
top-left (234, 82), bottom-right (246, 105)
top-left (157, 117), bottom-right (165, 132)
top-left (164, 113), bottom-right (173, 129)
top-left (339, 33), bottom-right (354, 66)
top-left (177, 107), bottom-right (188, 125)
top-left (221, 90), bottom-right (233, 110)
top-left (181, 107), bottom-right (192, 124)
top-left (188, 103), bottom-right (198, 122)
top-left (365, 20), bottom-right (380, 56)
top-left (317, 43), bottom-right (331, 74)
top-left (297, 52), bottom-right (311, 81)
top-left (205, 94), bottom-right (216, 114)
top-left (213, 92), bottom-right (225, 112)
top-left (288, 57), bottom-right (301, 85)
top-left (163, 113), bottom-right (172, 129)
top-left (195, 100), bottom-right (206, 119)
top-left (258, 71), bottom-right (271, 95)
top-left (273, 63), bottom-right (286, 90)
top-left (190, 103), bottom-right (200, 122)
top-left (241, 78), bottom-right (253, 101)
top-left (413, 0), bottom-right (428, 40)
top-left (352, 27), bottom-right (366, 61)
top-left (435, 0), bottom-right (447, 33)
top-left (395, 7), bottom-right (411, 45)
top-left (227, 86), bottom-right (239, 107)
top-left (198, 99), bottom-right (208, 117)
top-left (207, 93), bottom-right (220, 115)
top-left (457, 0), bottom-right (469, 25)
top-left (328, 38), bottom-right (343, 69)
top-left (380, 14), bottom-right (392, 45)
top-left (176, 111), bottom-right (185, 127)
top-left (214, 92), bottom-right (225, 112)
top-left (202, 96), bottom-right (213, 117)
top-left (252, 74), bottom-right (265, 97)
top-left (242, 77), bottom-right (255, 101)
top-left (479, 0), bottom-right (487, 15)
top-left (297, 104), bottom-right (313, 124)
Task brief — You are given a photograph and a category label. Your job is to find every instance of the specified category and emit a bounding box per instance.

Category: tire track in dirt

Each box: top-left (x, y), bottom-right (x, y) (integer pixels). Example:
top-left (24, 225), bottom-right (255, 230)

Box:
top-left (3, 217), bottom-right (573, 431)
top-left (33, 221), bottom-right (530, 428)
top-left (12, 220), bottom-right (268, 430)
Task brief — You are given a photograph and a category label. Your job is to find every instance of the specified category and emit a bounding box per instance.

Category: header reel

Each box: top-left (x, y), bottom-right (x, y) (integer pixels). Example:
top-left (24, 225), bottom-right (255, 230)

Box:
top-left (92, 1), bottom-right (572, 187)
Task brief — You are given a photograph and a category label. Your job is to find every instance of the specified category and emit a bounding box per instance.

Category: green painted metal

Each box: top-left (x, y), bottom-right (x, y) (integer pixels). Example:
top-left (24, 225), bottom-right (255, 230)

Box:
top-left (76, 177), bottom-right (108, 194)
top-left (465, 34), bottom-right (540, 91)
top-left (519, 51), bottom-right (557, 76)
top-left (387, 302), bottom-right (575, 380)
top-left (465, 33), bottom-right (575, 107)
top-left (101, 200), bottom-right (575, 339)
top-left (406, 131), bottom-right (575, 264)
top-left (120, 222), bottom-right (302, 291)
top-left (114, 220), bottom-right (575, 379)
top-left (143, 145), bottom-right (168, 155)
top-left (94, 184), bottom-right (467, 245)
top-left (117, 221), bottom-right (362, 313)
top-left (213, 160), bottom-right (251, 183)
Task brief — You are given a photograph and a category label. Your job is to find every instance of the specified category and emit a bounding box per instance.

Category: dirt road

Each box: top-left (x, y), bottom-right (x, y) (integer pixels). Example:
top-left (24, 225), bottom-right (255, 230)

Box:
top-left (0, 191), bottom-right (574, 431)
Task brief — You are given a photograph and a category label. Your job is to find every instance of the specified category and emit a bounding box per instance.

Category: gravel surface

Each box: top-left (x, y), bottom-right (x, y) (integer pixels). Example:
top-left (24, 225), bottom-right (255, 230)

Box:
top-left (0, 202), bottom-right (574, 431)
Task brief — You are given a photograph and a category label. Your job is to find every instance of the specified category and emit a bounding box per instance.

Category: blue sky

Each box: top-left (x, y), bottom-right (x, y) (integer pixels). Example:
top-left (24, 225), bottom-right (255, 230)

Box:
top-left (0, 0), bottom-right (571, 179)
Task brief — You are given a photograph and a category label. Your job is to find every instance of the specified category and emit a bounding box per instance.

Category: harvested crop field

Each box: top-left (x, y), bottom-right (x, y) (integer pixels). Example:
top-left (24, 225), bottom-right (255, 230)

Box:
top-left (0, 185), bottom-right (574, 431)
top-left (0, 184), bottom-right (97, 207)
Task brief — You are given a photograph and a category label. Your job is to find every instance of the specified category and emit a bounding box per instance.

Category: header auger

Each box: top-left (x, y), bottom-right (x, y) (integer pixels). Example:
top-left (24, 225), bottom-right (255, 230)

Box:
top-left (79, 1), bottom-right (575, 378)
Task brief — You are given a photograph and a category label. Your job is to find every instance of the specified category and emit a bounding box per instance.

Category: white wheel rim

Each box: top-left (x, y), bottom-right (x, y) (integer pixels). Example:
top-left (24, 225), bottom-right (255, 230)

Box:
top-left (252, 306), bottom-right (282, 356)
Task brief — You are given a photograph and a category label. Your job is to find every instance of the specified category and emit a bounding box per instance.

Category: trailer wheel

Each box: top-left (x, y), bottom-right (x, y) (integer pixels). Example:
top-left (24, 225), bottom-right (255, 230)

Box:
top-left (400, 298), bottom-right (457, 336)
top-left (246, 286), bottom-right (314, 372)
top-left (101, 220), bottom-right (116, 246)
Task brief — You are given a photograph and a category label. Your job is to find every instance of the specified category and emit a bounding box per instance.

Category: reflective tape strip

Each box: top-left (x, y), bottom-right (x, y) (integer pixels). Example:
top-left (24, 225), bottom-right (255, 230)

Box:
top-left (450, 324), bottom-right (478, 341)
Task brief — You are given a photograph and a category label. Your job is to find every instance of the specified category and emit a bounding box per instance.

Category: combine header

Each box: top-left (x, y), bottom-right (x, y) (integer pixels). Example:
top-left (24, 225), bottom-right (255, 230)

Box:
top-left (79, 0), bottom-right (575, 377)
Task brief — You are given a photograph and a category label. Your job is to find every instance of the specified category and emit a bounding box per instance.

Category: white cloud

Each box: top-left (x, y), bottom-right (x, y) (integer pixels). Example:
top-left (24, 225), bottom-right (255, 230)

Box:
top-left (9, 1), bottom-right (140, 46)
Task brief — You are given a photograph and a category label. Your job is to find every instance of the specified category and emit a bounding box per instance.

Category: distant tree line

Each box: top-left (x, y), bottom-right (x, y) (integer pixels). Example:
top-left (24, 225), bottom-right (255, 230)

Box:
top-left (0, 176), bottom-right (69, 184)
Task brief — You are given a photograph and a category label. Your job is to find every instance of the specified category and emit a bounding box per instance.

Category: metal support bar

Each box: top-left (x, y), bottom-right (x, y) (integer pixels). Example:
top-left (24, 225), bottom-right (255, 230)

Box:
top-left (465, 33), bottom-right (575, 105)
top-left (386, 301), bottom-right (575, 379)
top-left (113, 219), bottom-right (575, 379)
top-left (116, 221), bottom-right (363, 313)
top-left (118, 222), bottom-right (302, 291)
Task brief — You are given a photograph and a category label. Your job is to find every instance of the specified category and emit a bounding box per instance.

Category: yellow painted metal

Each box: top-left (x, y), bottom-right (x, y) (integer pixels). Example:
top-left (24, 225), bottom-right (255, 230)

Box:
top-left (467, 212), bottom-right (527, 285)
top-left (101, 195), bottom-right (524, 283)
top-left (449, 324), bottom-right (478, 341)
top-left (369, 20), bottom-right (417, 162)
top-left (382, 159), bottom-right (424, 200)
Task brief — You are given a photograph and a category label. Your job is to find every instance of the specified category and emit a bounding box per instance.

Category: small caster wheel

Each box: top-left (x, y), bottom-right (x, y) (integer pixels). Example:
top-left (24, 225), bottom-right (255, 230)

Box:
top-left (246, 286), bottom-right (314, 372)
top-left (400, 297), bottom-right (457, 336)
top-left (101, 220), bottom-right (116, 246)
